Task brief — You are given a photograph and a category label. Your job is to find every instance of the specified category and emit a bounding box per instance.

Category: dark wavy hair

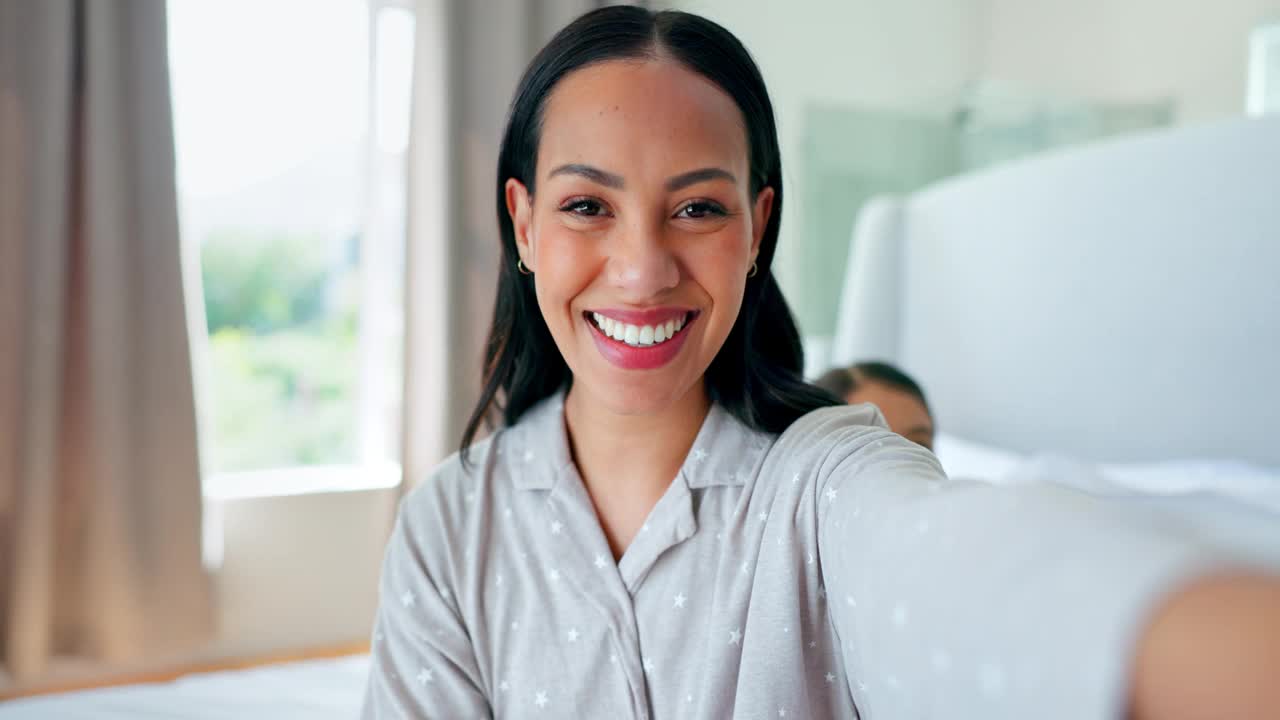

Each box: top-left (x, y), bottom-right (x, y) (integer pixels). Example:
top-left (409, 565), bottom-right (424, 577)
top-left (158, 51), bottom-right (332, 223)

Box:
top-left (461, 6), bottom-right (840, 458)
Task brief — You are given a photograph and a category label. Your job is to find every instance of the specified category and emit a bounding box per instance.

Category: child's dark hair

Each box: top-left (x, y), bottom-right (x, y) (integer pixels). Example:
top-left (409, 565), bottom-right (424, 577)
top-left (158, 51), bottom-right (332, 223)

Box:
top-left (813, 361), bottom-right (931, 416)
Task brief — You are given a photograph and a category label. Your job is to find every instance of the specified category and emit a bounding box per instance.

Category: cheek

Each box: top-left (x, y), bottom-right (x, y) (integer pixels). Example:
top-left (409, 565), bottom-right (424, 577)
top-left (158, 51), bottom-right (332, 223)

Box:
top-left (532, 229), bottom-right (599, 321)
top-left (686, 231), bottom-right (749, 311)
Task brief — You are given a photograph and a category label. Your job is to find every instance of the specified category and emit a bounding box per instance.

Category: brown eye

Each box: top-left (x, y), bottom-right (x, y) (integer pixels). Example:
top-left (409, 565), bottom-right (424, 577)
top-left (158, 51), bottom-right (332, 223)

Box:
top-left (676, 201), bottom-right (728, 219)
top-left (560, 198), bottom-right (608, 217)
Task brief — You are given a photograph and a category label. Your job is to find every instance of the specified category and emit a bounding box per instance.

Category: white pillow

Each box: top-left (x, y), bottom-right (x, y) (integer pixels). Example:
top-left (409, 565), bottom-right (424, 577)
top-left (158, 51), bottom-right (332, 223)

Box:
top-left (930, 432), bottom-right (1026, 484)
top-left (933, 432), bottom-right (1280, 515)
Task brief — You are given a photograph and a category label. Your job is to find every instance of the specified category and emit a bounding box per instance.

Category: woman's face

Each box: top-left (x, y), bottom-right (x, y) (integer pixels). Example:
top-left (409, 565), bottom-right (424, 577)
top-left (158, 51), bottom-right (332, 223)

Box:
top-left (506, 59), bottom-right (773, 417)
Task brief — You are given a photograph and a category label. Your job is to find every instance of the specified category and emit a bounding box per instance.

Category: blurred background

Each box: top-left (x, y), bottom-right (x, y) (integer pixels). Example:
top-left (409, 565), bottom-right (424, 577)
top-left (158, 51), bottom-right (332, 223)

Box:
top-left (1, 0), bottom-right (1278, 709)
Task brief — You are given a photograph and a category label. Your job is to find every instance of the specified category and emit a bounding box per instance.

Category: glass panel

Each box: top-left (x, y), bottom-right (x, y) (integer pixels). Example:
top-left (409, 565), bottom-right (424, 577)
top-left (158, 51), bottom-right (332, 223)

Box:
top-left (168, 0), bottom-right (410, 478)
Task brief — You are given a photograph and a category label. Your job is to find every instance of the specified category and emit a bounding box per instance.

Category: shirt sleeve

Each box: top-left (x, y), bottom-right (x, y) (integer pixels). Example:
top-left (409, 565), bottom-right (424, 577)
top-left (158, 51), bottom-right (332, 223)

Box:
top-left (362, 489), bottom-right (490, 719)
top-left (801, 405), bottom-right (1228, 720)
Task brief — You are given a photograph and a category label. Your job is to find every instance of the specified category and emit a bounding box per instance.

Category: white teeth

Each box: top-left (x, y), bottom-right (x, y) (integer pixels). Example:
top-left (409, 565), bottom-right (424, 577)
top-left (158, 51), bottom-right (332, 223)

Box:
top-left (590, 313), bottom-right (692, 347)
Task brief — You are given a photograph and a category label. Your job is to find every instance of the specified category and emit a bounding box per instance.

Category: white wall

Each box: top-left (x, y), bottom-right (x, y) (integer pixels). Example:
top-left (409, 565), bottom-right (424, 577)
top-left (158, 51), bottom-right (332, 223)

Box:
top-left (199, 488), bottom-right (398, 663)
top-left (983, 0), bottom-right (1280, 123)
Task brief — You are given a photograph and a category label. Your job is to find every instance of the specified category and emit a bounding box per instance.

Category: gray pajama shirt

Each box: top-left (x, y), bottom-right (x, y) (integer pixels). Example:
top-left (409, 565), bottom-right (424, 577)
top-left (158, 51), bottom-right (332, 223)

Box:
top-left (362, 393), bottom-right (1226, 719)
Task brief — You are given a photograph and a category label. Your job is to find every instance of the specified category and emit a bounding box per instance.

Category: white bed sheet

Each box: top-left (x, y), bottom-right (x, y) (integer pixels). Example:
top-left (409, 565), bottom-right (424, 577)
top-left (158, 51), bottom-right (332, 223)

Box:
top-left (933, 433), bottom-right (1280, 567)
top-left (0, 654), bottom-right (369, 720)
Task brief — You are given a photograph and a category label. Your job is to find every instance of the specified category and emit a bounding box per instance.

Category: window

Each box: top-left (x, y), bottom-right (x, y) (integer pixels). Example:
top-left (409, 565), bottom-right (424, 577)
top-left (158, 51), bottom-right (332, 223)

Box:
top-left (168, 0), bottom-right (415, 494)
top-left (1249, 23), bottom-right (1280, 116)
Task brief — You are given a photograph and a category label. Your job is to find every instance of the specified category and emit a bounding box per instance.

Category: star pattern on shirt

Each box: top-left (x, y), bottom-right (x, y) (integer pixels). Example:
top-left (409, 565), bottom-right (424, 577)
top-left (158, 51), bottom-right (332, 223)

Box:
top-left (377, 394), bottom-right (962, 717)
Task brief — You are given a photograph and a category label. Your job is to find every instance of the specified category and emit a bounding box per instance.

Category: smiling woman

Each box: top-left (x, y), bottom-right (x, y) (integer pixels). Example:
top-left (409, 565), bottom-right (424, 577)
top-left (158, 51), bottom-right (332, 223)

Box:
top-left (361, 6), bottom-right (1280, 720)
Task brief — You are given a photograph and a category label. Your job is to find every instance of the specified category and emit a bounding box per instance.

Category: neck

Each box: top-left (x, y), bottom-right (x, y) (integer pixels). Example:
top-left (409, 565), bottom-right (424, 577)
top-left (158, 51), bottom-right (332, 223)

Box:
top-left (563, 381), bottom-right (710, 556)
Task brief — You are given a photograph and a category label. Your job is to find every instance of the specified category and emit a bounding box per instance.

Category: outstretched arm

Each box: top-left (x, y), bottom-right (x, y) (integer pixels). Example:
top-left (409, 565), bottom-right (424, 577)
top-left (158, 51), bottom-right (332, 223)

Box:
top-left (1130, 573), bottom-right (1280, 720)
top-left (793, 404), bottom-right (1279, 719)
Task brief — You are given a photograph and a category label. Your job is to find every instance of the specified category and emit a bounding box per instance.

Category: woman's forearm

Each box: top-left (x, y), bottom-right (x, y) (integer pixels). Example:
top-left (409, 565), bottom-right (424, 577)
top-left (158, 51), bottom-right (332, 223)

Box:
top-left (1130, 573), bottom-right (1280, 720)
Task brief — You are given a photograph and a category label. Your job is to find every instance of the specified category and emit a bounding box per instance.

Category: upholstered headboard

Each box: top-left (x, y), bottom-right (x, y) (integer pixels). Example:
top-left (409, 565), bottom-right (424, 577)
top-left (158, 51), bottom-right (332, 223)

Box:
top-left (831, 117), bottom-right (1280, 466)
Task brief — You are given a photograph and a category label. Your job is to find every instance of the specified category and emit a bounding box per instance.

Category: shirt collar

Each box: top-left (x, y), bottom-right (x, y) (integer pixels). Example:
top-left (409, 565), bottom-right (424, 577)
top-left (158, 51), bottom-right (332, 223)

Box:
top-left (504, 389), bottom-right (775, 491)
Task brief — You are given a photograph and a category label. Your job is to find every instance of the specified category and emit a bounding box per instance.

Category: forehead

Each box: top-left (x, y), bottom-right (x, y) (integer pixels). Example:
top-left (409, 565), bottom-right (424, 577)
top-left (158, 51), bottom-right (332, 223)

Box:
top-left (537, 59), bottom-right (749, 182)
top-left (849, 383), bottom-right (931, 421)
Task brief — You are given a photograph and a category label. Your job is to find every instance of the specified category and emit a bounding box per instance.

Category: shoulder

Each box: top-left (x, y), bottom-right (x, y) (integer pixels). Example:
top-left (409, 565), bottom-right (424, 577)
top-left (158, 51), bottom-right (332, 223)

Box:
top-left (763, 402), bottom-right (946, 491)
top-left (393, 433), bottom-right (505, 559)
top-left (773, 402), bottom-right (893, 459)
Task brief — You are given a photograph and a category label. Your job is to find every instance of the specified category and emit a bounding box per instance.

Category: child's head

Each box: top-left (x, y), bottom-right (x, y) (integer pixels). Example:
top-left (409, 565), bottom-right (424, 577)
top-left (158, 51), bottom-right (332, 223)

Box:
top-left (814, 362), bottom-right (934, 450)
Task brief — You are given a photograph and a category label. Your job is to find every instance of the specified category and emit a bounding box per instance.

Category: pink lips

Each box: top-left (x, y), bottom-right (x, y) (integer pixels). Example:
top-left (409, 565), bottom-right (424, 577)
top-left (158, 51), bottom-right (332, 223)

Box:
top-left (586, 308), bottom-right (697, 371)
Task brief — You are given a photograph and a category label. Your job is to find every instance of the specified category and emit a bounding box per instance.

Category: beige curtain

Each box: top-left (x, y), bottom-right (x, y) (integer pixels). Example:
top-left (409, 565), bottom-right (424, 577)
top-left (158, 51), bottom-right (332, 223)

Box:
top-left (0, 0), bottom-right (212, 683)
top-left (400, 0), bottom-right (606, 490)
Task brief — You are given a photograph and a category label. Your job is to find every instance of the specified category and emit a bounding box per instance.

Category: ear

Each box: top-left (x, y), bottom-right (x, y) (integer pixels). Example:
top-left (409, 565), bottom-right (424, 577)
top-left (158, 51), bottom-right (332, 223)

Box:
top-left (505, 177), bottom-right (535, 270)
top-left (749, 186), bottom-right (775, 265)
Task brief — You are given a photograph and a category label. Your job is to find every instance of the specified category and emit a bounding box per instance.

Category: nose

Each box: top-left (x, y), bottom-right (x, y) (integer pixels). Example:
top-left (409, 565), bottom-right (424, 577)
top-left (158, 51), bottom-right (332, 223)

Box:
top-left (606, 219), bottom-right (679, 300)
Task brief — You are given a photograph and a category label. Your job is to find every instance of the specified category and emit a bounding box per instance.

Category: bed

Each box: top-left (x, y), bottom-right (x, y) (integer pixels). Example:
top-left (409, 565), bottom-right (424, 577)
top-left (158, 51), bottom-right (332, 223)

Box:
top-left (831, 115), bottom-right (1280, 467)
top-left (830, 114), bottom-right (1280, 562)
top-left (0, 655), bottom-right (369, 719)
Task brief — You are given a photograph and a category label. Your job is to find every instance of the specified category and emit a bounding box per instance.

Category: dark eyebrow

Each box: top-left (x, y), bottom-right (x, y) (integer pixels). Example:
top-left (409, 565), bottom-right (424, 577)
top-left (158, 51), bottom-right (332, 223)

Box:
top-left (547, 163), bottom-right (625, 189)
top-left (665, 167), bottom-right (736, 192)
top-left (904, 425), bottom-right (934, 438)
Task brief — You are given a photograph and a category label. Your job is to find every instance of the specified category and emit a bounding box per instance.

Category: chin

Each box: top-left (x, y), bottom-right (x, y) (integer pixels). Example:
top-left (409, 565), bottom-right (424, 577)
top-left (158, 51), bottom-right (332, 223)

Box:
top-left (578, 370), bottom-right (698, 417)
